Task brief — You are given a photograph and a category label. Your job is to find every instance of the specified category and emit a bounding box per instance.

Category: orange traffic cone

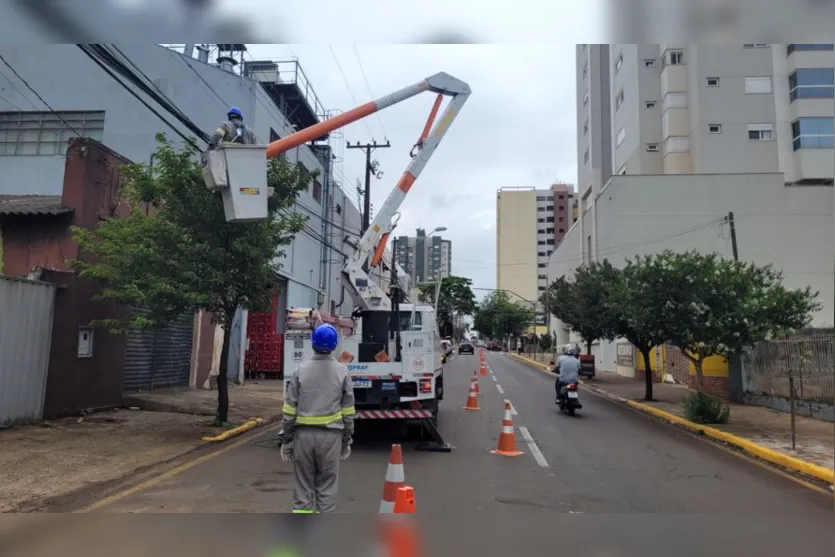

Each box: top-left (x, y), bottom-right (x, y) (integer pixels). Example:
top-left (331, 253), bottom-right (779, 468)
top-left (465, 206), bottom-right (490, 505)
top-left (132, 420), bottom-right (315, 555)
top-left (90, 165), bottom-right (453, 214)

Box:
top-left (479, 361), bottom-right (488, 376)
top-left (463, 379), bottom-right (480, 411)
top-left (471, 372), bottom-right (480, 394)
top-left (379, 444), bottom-right (406, 513)
top-left (378, 514), bottom-right (422, 557)
top-left (393, 486), bottom-right (416, 513)
top-left (490, 400), bottom-right (524, 457)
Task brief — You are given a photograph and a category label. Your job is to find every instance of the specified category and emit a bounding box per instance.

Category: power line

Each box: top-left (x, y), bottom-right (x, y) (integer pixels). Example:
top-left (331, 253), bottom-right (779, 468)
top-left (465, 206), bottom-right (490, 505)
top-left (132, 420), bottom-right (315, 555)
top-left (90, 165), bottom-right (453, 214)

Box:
top-left (328, 45), bottom-right (375, 139)
top-left (165, 48), bottom-right (229, 109)
top-left (0, 53), bottom-right (82, 136)
top-left (353, 44), bottom-right (387, 140)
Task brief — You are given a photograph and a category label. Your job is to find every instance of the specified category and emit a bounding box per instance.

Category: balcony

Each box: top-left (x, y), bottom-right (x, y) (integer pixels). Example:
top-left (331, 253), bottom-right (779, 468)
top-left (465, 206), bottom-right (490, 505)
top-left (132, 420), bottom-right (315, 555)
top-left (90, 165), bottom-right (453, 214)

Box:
top-left (243, 59), bottom-right (328, 141)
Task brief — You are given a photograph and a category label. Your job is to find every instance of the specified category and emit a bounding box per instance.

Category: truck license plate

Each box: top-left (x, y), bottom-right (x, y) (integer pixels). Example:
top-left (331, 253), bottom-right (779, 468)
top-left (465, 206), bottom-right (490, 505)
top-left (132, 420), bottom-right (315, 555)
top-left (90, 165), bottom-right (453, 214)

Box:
top-left (353, 380), bottom-right (372, 389)
top-left (567, 391), bottom-right (579, 399)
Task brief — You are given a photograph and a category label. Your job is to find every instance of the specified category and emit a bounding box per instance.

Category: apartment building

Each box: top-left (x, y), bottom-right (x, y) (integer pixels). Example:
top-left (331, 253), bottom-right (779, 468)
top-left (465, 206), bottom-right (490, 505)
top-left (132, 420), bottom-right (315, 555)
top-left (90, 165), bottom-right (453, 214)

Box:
top-left (394, 228), bottom-right (452, 286)
top-left (577, 43), bottom-right (835, 188)
top-left (496, 184), bottom-right (576, 331)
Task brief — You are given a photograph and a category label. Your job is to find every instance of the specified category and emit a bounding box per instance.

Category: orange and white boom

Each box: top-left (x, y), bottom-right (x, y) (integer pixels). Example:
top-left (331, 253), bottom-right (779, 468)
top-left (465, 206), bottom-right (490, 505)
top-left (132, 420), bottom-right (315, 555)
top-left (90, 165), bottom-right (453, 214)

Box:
top-left (267, 72), bottom-right (471, 313)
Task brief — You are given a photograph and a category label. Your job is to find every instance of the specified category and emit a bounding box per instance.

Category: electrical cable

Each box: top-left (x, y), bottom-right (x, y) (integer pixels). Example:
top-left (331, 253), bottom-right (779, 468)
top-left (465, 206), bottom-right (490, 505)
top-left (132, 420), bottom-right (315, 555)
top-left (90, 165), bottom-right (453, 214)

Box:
top-left (0, 53), bottom-right (82, 136)
top-left (353, 44), bottom-right (388, 140)
top-left (76, 44), bottom-right (206, 152)
top-left (328, 45), bottom-right (375, 139)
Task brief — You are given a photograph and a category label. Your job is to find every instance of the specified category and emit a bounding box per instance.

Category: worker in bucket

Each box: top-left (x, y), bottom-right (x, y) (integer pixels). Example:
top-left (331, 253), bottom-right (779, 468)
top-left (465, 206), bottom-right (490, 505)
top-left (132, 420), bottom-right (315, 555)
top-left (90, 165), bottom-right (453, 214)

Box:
top-left (279, 323), bottom-right (355, 513)
top-left (207, 106), bottom-right (258, 149)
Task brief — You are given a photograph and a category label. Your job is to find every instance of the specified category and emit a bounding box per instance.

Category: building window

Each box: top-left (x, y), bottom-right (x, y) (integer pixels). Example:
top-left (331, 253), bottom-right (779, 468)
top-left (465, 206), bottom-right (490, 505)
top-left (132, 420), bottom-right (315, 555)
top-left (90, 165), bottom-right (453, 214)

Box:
top-left (538, 263), bottom-right (546, 268)
top-left (646, 143), bottom-right (659, 152)
top-left (558, 216), bottom-right (564, 222)
top-left (583, 147), bottom-right (589, 163)
top-left (644, 58), bottom-right (656, 68)
top-left (744, 76), bottom-right (772, 94)
top-left (645, 100), bottom-right (657, 109)
top-left (546, 239), bottom-right (555, 245)
top-left (0, 110), bottom-right (104, 155)
top-left (706, 77), bottom-right (720, 87)
top-left (546, 216), bottom-right (554, 223)
top-left (615, 89), bottom-right (624, 110)
top-left (789, 69), bottom-right (834, 101)
top-left (788, 44), bottom-right (834, 55)
top-left (312, 180), bottom-right (322, 202)
top-left (616, 126), bottom-right (626, 147)
top-left (538, 229), bottom-right (547, 235)
top-left (538, 274), bottom-right (547, 280)
top-left (558, 194), bottom-right (565, 200)
top-left (558, 228), bottom-right (565, 233)
top-left (792, 117), bottom-right (834, 150)
top-left (708, 124), bottom-right (722, 134)
top-left (747, 123), bottom-right (774, 141)
top-left (664, 50), bottom-right (685, 66)
top-left (583, 89), bottom-right (589, 106)
top-left (547, 250), bottom-right (553, 256)
top-left (743, 44), bottom-right (769, 49)
top-left (614, 52), bottom-right (623, 74)
top-left (538, 252), bottom-right (546, 257)
top-left (583, 118), bottom-right (589, 135)
top-left (547, 226), bottom-right (555, 234)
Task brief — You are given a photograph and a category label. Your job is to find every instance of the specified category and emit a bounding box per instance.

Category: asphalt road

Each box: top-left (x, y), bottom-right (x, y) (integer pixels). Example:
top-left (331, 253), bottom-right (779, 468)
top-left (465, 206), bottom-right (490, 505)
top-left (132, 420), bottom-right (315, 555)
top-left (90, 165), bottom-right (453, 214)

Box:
top-left (37, 351), bottom-right (833, 555)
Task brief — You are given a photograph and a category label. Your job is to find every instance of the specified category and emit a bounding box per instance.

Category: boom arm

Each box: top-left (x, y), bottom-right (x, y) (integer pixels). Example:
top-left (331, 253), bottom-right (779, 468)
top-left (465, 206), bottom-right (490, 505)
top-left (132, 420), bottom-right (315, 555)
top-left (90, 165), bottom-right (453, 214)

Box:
top-left (266, 72), bottom-right (471, 313)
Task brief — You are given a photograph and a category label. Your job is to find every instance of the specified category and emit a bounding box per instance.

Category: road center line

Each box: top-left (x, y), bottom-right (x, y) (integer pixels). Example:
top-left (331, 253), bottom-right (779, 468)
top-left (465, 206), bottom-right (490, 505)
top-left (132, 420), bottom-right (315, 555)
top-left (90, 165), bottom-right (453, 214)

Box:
top-left (509, 401), bottom-right (517, 416)
top-left (518, 426), bottom-right (549, 468)
top-left (496, 384), bottom-right (505, 394)
top-left (491, 375), bottom-right (497, 382)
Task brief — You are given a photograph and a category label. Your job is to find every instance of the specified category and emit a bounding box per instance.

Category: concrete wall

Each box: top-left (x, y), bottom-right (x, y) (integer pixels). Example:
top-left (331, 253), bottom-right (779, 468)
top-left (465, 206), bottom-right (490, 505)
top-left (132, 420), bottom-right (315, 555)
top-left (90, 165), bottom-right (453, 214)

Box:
top-left (497, 188), bottom-right (538, 304)
top-left (0, 44), bottom-right (362, 313)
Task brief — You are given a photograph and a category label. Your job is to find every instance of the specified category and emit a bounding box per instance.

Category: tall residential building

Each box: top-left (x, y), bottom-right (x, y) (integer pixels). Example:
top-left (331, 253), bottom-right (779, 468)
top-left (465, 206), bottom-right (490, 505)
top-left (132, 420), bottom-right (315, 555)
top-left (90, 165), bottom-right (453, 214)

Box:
top-left (576, 43), bottom-right (835, 197)
top-left (394, 228), bottom-right (452, 286)
top-left (496, 184), bottom-right (576, 330)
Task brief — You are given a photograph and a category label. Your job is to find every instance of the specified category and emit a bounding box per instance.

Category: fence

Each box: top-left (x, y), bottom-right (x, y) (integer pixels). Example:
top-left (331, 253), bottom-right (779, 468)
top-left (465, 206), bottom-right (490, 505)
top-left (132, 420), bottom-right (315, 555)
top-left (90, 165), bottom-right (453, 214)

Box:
top-left (741, 329), bottom-right (834, 422)
top-left (0, 276), bottom-right (56, 426)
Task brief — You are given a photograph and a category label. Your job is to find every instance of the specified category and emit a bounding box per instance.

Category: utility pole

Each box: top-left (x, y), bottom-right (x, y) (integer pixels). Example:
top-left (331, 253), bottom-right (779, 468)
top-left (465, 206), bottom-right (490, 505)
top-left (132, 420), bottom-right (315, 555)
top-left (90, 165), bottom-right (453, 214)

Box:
top-left (727, 211), bottom-right (739, 261)
top-left (347, 140), bottom-right (391, 233)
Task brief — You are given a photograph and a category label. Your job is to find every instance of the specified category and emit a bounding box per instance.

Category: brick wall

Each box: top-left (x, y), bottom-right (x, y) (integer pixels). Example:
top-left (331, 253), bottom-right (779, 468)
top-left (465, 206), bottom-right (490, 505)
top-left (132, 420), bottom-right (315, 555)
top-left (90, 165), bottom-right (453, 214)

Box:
top-left (664, 345), bottom-right (692, 385)
top-left (689, 375), bottom-right (730, 401)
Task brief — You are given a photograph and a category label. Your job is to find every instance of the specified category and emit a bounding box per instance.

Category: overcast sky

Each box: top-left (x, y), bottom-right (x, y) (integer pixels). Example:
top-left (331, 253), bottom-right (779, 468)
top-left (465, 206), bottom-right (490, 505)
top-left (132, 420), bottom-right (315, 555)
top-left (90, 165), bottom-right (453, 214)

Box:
top-left (246, 44), bottom-right (578, 298)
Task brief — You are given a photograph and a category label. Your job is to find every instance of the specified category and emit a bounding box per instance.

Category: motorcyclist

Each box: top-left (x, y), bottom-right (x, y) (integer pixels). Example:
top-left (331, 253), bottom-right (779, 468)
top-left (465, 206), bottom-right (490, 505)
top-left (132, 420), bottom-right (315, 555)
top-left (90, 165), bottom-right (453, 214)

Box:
top-left (555, 343), bottom-right (581, 404)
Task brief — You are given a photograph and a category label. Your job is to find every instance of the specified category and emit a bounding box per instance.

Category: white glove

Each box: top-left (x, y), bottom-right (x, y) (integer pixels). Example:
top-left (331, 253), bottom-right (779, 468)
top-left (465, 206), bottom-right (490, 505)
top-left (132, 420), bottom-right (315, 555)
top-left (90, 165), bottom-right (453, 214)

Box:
top-left (341, 445), bottom-right (351, 461)
top-left (280, 443), bottom-right (293, 463)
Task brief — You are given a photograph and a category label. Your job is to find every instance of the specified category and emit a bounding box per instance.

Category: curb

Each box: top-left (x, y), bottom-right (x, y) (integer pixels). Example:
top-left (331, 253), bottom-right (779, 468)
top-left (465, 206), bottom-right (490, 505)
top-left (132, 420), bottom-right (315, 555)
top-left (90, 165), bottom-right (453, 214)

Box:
top-left (507, 353), bottom-right (835, 486)
top-left (201, 417), bottom-right (265, 442)
top-left (507, 352), bottom-right (553, 373)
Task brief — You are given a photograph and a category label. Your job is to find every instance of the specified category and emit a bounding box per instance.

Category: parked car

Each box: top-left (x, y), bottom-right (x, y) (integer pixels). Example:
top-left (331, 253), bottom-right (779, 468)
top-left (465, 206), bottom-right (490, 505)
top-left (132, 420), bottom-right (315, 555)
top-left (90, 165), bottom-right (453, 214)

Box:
top-left (458, 342), bottom-right (475, 355)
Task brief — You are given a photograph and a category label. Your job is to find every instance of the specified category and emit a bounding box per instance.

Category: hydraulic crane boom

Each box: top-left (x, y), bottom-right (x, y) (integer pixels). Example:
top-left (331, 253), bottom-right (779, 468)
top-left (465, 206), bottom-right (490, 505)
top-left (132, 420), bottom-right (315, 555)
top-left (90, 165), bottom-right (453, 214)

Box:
top-left (265, 72), bottom-right (471, 313)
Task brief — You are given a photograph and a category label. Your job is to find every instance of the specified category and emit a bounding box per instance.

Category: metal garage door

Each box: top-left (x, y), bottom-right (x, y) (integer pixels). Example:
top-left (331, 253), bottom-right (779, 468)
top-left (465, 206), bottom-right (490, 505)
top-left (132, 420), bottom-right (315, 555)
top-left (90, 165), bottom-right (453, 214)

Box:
top-left (123, 309), bottom-right (194, 391)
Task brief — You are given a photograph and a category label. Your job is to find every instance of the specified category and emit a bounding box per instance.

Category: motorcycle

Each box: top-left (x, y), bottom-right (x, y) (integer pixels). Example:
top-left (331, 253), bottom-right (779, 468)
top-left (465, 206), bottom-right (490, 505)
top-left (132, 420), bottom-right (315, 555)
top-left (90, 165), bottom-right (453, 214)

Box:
top-left (557, 382), bottom-right (582, 416)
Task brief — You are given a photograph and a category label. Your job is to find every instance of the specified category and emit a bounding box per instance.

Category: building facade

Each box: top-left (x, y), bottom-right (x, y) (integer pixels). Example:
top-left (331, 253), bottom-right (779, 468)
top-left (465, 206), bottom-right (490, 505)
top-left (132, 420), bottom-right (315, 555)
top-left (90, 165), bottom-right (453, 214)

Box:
top-left (577, 43), bottom-right (835, 186)
top-left (394, 228), bottom-right (452, 286)
top-left (0, 43), bottom-right (362, 318)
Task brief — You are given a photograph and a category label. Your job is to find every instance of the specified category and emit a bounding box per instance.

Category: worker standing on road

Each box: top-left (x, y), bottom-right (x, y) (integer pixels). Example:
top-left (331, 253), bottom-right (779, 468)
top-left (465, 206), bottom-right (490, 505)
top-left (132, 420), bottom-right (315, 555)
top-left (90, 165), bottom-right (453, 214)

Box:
top-left (207, 106), bottom-right (258, 149)
top-left (279, 324), bottom-right (355, 513)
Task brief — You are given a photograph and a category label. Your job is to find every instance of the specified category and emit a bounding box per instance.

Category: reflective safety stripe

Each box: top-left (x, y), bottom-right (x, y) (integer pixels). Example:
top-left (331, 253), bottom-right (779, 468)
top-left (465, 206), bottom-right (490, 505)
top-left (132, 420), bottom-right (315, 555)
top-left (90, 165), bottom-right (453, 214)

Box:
top-left (296, 412), bottom-right (342, 426)
top-left (291, 509), bottom-right (317, 514)
top-left (341, 406), bottom-right (356, 416)
top-left (282, 403), bottom-right (297, 416)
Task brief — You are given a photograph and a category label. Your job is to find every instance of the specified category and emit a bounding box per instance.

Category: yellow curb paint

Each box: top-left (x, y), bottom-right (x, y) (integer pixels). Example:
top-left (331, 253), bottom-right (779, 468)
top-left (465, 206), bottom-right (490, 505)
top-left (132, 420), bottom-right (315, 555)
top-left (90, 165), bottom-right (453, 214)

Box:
top-left (507, 352), bottom-right (552, 374)
top-left (202, 418), bottom-right (265, 442)
top-left (624, 400), bottom-right (835, 485)
top-left (75, 421), bottom-right (283, 513)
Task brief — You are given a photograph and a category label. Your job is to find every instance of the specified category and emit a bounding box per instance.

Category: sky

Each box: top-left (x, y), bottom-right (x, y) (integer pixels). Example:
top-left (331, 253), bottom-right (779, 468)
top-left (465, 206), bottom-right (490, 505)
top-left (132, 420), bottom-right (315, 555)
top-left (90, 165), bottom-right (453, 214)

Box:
top-left (245, 44), bottom-right (578, 299)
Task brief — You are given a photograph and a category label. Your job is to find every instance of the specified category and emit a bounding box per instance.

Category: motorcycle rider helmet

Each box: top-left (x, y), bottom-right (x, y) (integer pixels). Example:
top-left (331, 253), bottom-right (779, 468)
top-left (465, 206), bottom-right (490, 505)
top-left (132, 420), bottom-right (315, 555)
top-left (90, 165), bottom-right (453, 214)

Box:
top-left (562, 344), bottom-right (575, 355)
top-left (311, 324), bottom-right (339, 353)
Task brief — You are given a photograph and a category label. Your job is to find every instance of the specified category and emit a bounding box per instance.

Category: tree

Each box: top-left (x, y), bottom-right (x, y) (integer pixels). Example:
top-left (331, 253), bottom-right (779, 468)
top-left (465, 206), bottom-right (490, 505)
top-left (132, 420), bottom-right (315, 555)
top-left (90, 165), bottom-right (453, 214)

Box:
top-left (74, 134), bottom-right (309, 425)
top-left (610, 254), bottom-right (677, 401)
top-left (542, 260), bottom-right (621, 354)
top-left (657, 251), bottom-right (820, 388)
top-left (473, 291), bottom-right (534, 340)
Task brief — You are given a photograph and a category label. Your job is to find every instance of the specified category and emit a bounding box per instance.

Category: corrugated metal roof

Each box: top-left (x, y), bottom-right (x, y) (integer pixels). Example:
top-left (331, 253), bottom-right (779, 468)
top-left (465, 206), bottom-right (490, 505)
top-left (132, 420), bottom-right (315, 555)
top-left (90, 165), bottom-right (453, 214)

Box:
top-left (0, 195), bottom-right (72, 216)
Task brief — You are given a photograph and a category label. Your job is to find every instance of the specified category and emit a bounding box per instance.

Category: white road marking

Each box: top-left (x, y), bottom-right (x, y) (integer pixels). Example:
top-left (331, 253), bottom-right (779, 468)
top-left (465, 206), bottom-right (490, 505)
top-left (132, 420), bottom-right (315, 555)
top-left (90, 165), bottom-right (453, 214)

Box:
top-left (518, 426), bottom-right (549, 468)
top-left (496, 384), bottom-right (505, 394)
top-left (491, 375), bottom-right (497, 382)
top-left (509, 402), bottom-right (517, 416)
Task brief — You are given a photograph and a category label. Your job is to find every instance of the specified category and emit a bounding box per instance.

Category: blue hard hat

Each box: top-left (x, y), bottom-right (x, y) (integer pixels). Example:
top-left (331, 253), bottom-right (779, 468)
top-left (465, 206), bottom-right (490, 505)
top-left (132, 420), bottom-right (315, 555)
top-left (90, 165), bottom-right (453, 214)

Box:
top-left (311, 324), bottom-right (338, 352)
top-left (227, 106), bottom-right (243, 119)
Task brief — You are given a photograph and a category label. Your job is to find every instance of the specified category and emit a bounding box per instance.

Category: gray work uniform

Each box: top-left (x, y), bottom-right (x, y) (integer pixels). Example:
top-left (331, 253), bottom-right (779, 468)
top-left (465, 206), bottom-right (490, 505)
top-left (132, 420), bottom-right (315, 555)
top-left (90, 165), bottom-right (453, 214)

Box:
top-left (209, 120), bottom-right (259, 147)
top-left (280, 353), bottom-right (355, 513)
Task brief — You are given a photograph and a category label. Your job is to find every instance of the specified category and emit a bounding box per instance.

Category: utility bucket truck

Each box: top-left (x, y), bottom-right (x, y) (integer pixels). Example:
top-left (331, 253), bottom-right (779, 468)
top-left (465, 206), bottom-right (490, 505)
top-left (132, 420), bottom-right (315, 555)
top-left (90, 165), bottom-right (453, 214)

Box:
top-left (202, 73), bottom-right (471, 452)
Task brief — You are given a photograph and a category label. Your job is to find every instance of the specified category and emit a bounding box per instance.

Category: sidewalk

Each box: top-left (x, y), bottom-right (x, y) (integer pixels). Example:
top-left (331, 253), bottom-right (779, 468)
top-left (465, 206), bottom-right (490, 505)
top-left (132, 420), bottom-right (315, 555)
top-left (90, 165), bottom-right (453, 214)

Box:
top-left (0, 380), bottom-right (284, 512)
top-left (509, 353), bottom-right (834, 483)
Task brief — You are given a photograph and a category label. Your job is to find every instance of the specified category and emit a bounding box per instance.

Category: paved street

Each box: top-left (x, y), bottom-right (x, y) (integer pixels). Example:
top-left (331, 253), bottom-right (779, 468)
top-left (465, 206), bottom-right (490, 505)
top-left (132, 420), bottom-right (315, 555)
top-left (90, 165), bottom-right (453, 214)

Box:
top-left (45, 352), bottom-right (833, 552)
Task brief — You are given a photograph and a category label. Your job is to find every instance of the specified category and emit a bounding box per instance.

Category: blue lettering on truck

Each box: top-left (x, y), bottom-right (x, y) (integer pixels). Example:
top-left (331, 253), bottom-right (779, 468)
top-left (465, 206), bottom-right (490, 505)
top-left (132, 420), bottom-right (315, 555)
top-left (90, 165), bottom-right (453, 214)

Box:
top-left (347, 365), bottom-right (369, 371)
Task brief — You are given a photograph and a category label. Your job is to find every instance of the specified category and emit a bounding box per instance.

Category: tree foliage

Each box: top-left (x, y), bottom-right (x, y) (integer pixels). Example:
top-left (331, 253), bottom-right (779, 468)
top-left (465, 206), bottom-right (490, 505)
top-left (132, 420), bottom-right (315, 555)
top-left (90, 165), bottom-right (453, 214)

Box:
top-left (653, 251), bottom-right (820, 385)
top-left (74, 133), bottom-right (311, 424)
top-left (541, 260), bottom-right (620, 353)
top-left (472, 290), bottom-right (534, 339)
top-left (417, 275), bottom-right (477, 316)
